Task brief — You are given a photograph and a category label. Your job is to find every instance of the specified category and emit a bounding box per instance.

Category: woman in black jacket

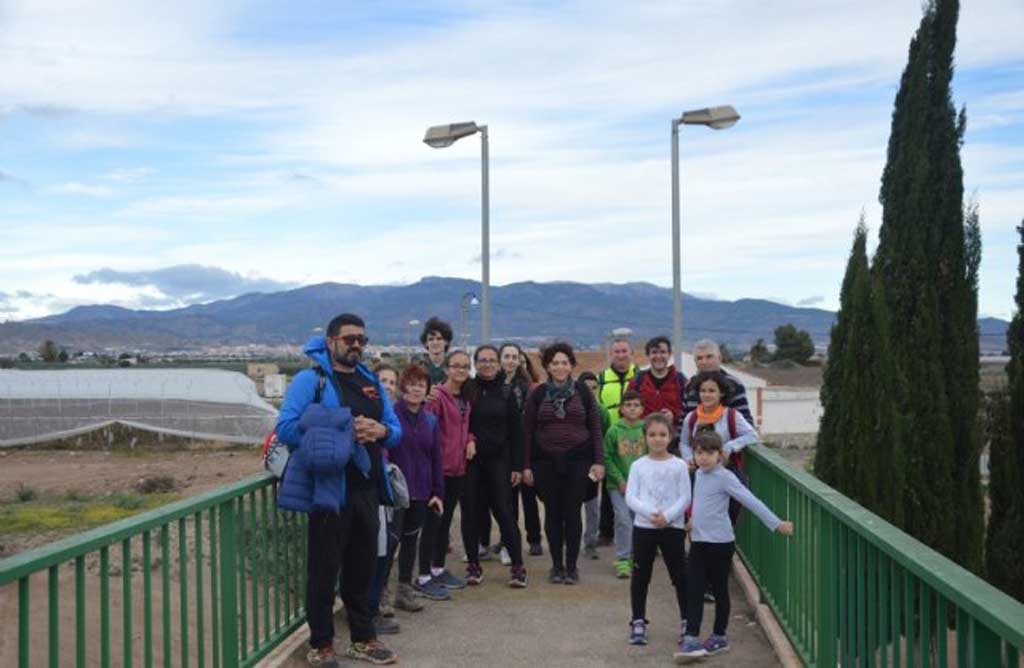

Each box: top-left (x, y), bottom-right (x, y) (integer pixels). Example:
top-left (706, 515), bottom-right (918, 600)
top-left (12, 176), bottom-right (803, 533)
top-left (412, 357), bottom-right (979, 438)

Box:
top-left (462, 345), bottom-right (528, 588)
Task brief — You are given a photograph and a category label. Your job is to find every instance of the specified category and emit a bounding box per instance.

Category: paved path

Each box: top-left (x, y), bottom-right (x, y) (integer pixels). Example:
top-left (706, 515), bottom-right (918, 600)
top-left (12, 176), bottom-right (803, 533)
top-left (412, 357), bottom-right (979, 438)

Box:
top-left (277, 535), bottom-right (781, 667)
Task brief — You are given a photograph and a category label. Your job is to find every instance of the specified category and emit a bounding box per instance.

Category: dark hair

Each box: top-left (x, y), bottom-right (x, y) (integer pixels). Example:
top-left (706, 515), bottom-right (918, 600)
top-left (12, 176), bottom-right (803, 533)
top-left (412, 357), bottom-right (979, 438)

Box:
top-left (621, 390), bottom-right (642, 404)
top-left (445, 350), bottom-right (471, 367)
top-left (420, 317), bottom-right (453, 350)
top-left (473, 345), bottom-right (500, 363)
top-left (688, 370), bottom-right (732, 403)
top-left (326, 313), bottom-right (365, 337)
top-left (540, 341), bottom-right (576, 369)
top-left (399, 364), bottom-right (431, 393)
top-left (577, 370), bottom-right (598, 385)
top-left (373, 362), bottom-right (398, 379)
top-left (693, 430), bottom-right (724, 453)
top-left (643, 412), bottom-right (674, 437)
top-left (500, 342), bottom-right (540, 384)
top-left (645, 335), bottom-right (672, 355)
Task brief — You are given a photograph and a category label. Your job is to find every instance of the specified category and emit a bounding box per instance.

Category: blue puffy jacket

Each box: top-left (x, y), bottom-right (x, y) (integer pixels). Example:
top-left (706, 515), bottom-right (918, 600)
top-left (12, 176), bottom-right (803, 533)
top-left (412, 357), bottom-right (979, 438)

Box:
top-left (276, 335), bottom-right (402, 512)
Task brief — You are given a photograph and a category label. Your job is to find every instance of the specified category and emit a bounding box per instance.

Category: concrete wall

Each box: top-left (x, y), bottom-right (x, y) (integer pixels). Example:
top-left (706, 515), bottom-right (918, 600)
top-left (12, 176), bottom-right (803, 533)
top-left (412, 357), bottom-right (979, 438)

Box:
top-left (760, 386), bottom-right (821, 435)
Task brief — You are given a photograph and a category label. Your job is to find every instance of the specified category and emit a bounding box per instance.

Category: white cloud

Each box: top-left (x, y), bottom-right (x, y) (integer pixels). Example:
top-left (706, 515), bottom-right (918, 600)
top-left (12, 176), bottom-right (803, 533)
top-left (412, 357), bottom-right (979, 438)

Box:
top-left (47, 181), bottom-right (115, 198)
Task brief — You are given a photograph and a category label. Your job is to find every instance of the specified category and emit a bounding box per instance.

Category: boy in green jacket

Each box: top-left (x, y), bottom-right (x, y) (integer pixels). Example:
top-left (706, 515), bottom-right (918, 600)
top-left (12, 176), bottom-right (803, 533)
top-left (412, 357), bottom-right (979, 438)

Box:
top-left (604, 390), bottom-right (647, 578)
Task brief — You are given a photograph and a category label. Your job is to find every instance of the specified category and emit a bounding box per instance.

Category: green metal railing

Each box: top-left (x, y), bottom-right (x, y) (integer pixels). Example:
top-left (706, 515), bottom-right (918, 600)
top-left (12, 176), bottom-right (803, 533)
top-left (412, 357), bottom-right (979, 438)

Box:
top-left (0, 473), bottom-right (308, 668)
top-left (737, 444), bottom-right (1024, 667)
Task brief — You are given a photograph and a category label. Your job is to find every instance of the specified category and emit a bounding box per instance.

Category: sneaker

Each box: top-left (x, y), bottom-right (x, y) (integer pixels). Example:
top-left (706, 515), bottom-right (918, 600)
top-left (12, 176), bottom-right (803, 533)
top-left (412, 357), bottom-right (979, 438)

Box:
top-left (564, 567), bottom-right (579, 585)
top-left (379, 588), bottom-right (395, 618)
top-left (412, 578), bottom-right (451, 601)
top-left (703, 591), bottom-right (715, 603)
top-left (394, 583), bottom-right (424, 611)
top-left (584, 544), bottom-right (599, 560)
top-left (465, 563), bottom-right (484, 585)
top-left (597, 535), bottom-right (614, 547)
top-left (373, 615), bottom-right (400, 635)
top-left (509, 565), bottom-right (528, 588)
top-left (347, 639), bottom-right (398, 665)
top-left (629, 619), bottom-right (648, 645)
top-left (702, 634), bottom-right (729, 655)
top-left (673, 636), bottom-right (708, 664)
top-left (500, 546), bottom-right (512, 565)
top-left (528, 543), bottom-right (544, 556)
top-left (614, 558), bottom-right (632, 579)
top-left (307, 646), bottom-right (340, 668)
top-left (548, 567), bottom-right (565, 584)
top-left (432, 570), bottom-right (467, 589)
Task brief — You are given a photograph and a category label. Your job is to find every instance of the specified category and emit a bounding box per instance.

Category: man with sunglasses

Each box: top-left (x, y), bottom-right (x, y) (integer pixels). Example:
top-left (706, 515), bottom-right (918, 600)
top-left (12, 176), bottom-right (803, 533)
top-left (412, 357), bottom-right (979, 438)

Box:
top-left (276, 313), bottom-right (402, 667)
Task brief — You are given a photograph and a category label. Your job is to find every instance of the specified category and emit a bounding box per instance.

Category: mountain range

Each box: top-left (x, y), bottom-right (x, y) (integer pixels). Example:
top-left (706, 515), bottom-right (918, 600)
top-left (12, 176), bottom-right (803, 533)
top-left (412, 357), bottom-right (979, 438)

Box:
top-left (0, 277), bottom-right (1010, 354)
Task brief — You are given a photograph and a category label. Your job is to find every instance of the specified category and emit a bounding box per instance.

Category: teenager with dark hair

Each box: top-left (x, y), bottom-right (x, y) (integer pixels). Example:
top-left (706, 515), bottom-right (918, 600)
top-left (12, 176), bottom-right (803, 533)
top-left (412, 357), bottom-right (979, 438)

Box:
top-left (522, 342), bottom-right (605, 585)
top-left (418, 316), bottom-right (454, 387)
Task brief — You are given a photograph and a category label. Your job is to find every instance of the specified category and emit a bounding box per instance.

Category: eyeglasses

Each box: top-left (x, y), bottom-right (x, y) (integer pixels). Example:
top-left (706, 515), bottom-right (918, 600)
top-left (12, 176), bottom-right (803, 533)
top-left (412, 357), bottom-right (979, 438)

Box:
top-left (329, 334), bottom-right (368, 346)
top-left (477, 358), bottom-right (498, 365)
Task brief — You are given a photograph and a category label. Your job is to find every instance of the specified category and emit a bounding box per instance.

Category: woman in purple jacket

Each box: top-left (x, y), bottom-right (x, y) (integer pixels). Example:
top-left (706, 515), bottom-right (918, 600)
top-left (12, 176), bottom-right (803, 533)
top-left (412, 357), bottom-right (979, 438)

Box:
top-left (391, 364), bottom-right (448, 606)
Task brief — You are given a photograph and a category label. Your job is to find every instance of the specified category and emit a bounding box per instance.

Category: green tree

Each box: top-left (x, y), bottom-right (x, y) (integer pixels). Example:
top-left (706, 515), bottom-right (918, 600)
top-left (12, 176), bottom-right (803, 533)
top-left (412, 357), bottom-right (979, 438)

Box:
top-left (872, 0), bottom-right (980, 568)
top-left (772, 324), bottom-right (814, 364)
top-left (985, 220), bottom-right (1024, 600)
top-left (815, 220), bottom-right (906, 524)
top-left (38, 340), bottom-right (59, 363)
top-left (718, 343), bottom-right (734, 364)
top-left (749, 339), bottom-right (770, 363)
top-left (57, 349), bottom-right (69, 363)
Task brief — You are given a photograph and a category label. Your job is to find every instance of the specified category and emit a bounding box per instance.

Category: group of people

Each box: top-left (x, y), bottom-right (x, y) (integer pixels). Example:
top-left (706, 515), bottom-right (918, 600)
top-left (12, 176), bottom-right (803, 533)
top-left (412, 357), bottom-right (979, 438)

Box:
top-left (275, 313), bottom-right (794, 667)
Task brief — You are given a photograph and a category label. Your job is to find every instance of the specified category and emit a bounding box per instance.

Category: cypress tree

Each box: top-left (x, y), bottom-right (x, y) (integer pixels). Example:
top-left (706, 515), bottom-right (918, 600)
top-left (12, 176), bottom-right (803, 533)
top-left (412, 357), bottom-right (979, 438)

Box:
top-left (816, 219), bottom-right (906, 524)
top-left (985, 220), bottom-right (1024, 600)
top-left (872, 0), bottom-right (979, 565)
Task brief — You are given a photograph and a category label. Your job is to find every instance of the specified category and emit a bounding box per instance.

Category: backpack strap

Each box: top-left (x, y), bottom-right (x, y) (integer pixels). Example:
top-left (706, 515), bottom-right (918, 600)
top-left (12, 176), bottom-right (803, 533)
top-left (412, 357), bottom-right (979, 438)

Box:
top-left (313, 367), bottom-right (328, 404)
top-left (687, 411), bottom-right (698, 439)
top-left (727, 407), bottom-right (738, 440)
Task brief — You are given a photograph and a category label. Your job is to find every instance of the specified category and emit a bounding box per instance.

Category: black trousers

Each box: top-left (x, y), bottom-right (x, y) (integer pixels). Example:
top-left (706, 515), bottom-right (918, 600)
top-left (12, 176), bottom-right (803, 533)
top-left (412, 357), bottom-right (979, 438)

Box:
top-left (599, 480), bottom-right (615, 539)
top-left (462, 456), bottom-right (523, 567)
top-left (306, 487), bottom-right (378, 648)
top-left (396, 501), bottom-right (427, 583)
top-left (533, 458), bottom-right (590, 570)
top-left (631, 527), bottom-right (687, 622)
top-left (685, 541), bottom-right (735, 637)
top-left (485, 480), bottom-right (541, 546)
top-left (425, 475), bottom-right (465, 569)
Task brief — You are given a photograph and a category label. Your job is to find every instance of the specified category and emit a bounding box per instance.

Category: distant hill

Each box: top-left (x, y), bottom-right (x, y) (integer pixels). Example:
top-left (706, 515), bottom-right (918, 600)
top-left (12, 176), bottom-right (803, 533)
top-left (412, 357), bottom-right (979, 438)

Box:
top-left (0, 277), bottom-right (1010, 354)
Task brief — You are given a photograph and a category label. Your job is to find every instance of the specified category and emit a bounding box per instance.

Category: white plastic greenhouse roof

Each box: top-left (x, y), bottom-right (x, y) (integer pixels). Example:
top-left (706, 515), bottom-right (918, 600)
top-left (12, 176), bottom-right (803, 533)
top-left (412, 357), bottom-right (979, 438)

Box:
top-left (0, 369), bottom-right (278, 447)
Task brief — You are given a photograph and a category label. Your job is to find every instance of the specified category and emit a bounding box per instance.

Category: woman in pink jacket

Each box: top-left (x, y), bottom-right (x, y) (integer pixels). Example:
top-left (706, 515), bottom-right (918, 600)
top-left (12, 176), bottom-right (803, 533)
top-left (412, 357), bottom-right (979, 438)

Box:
top-left (422, 350), bottom-right (476, 591)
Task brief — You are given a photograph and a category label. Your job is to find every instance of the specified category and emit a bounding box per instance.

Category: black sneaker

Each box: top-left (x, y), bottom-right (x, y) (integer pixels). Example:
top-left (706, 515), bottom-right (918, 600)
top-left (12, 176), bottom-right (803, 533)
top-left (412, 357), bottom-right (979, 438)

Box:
top-left (528, 543), bottom-right (544, 556)
top-left (564, 567), bottom-right (579, 585)
top-left (548, 567), bottom-right (565, 584)
top-left (509, 565), bottom-right (528, 588)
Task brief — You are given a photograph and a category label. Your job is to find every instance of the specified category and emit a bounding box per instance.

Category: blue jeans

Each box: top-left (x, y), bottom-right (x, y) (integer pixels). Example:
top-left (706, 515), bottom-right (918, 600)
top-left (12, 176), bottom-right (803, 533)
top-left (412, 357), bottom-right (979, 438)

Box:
top-left (607, 488), bottom-right (634, 560)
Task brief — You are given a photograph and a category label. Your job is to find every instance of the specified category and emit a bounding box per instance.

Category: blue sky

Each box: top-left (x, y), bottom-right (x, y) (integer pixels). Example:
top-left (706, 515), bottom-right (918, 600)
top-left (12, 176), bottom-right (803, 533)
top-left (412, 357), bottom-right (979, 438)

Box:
top-left (1, 0), bottom-right (1022, 321)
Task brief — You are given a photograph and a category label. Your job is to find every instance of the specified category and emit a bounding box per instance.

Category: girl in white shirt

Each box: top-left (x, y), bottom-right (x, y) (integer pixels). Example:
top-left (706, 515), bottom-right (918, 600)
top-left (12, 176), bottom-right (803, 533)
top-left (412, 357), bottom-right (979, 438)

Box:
top-left (624, 413), bottom-right (691, 648)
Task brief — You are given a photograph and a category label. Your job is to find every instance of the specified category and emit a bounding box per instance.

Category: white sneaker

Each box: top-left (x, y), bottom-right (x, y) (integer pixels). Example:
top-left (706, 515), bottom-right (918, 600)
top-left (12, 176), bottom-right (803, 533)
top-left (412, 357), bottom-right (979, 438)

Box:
top-left (500, 547), bottom-right (511, 565)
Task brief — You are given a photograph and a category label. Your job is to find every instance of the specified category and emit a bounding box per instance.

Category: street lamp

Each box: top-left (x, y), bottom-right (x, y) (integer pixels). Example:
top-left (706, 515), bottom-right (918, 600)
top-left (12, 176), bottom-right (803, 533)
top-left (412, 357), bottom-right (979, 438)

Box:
top-left (671, 105), bottom-right (740, 369)
top-left (423, 121), bottom-right (491, 343)
top-left (460, 292), bottom-right (479, 349)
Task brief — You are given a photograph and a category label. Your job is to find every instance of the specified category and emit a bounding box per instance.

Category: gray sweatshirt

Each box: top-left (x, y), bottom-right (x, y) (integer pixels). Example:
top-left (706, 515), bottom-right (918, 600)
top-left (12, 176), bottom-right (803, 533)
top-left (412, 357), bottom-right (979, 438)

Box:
top-left (625, 455), bottom-right (691, 530)
top-left (679, 408), bottom-right (759, 462)
top-left (690, 464), bottom-right (781, 543)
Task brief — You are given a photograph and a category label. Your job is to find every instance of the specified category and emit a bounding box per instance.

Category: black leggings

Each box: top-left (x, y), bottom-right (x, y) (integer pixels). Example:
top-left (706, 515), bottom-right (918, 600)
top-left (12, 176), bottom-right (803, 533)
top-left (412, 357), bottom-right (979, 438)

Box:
top-left (462, 456), bottom-right (523, 567)
top-left (685, 541), bottom-right (735, 637)
top-left (396, 501), bottom-right (426, 583)
top-left (482, 478), bottom-right (543, 547)
top-left (424, 475), bottom-right (465, 570)
top-left (631, 527), bottom-right (687, 622)
top-left (532, 458), bottom-right (590, 571)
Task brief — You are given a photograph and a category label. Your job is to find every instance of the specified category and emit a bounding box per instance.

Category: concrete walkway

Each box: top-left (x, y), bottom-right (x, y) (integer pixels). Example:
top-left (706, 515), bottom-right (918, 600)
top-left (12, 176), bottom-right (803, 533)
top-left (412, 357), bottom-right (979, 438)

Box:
top-left (273, 538), bottom-right (781, 667)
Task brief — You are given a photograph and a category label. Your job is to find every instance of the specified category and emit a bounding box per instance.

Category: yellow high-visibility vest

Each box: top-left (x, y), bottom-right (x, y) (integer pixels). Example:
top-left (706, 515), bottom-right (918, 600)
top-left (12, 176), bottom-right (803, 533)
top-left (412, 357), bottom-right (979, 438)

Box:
top-left (598, 364), bottom-right (636, 427)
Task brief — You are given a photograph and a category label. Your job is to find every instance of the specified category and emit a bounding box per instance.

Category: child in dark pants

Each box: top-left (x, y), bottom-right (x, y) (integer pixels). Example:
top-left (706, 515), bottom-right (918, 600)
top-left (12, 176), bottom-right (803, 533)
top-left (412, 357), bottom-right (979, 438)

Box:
top-left (624, 413), bottom-right (691, 647)
top-left (676, 431), bottom-right (794, 663)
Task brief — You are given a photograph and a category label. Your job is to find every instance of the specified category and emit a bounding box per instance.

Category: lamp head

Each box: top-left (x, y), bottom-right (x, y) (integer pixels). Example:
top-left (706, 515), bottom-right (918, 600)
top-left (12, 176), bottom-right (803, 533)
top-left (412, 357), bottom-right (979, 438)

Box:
top-left (679, 105), bottom-right (740, 130)
top-left (423, 122), bottom-right (480, 148)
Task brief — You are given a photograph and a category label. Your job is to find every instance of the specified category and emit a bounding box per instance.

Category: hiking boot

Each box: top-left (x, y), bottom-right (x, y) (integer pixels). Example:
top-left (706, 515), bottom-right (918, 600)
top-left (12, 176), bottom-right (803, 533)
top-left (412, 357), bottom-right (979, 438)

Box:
top-left (548, 567), bottom-right (565, 584)
top-left (432, 569), bottom-right (466, 589)
top-left (563, 567), bottom-right (579, 585)
top-left (702, 634), bottom-right (730, 655)
top-left (499, 546), bottom-right (512, 565)
top-left (346, 639), bottom-right (397, 665)
top-left (528, 542), bottom-right (544, 556)
top-left (465, 562), bottom-right (483, 586)
top-left (509, 565), bottom-right (528, 588)
top-left (394, 583), bottom-right (424, 612)
top-left (413, 577), bottom-right (451, 601)
top-left (307, 646), bottom-right (341, 668)
top-left (629, 619), bottom-right (648, 646)
top-left (584, 544), bottom-right (599, 560)
top-left (673, 636), bottom-right (708, 664)
top-left (614, 558), bottom-right (632, 579)
top-left (373, 615), bottom-right (400, 635)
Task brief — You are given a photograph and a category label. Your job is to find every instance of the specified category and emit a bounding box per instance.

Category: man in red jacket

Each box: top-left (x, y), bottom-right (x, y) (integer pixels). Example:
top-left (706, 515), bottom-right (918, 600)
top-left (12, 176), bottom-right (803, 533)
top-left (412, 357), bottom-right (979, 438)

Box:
top-left (629, 336), bottom-right (688, 431)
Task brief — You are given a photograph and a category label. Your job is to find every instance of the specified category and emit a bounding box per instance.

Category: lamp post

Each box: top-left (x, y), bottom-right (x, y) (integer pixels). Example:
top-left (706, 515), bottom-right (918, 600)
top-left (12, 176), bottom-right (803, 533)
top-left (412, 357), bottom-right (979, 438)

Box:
top-left (459, 292), bottom-right (479, 349)
top-left (671, 105), bottom-right (740, 370)
top-left (423, 121), bottom-right (491, 343)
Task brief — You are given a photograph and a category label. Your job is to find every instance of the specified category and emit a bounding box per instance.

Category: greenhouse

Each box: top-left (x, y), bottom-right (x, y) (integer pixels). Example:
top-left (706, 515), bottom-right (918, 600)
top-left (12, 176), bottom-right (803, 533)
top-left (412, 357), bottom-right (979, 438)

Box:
top-left (0, 369), bottom-right (278, 447)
